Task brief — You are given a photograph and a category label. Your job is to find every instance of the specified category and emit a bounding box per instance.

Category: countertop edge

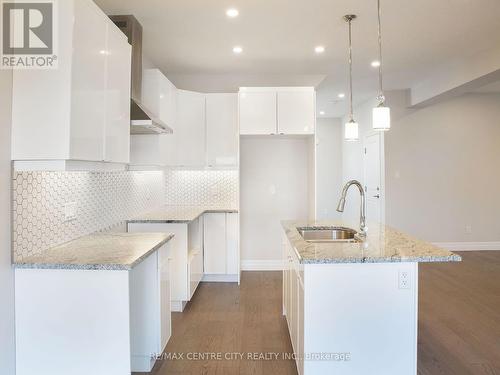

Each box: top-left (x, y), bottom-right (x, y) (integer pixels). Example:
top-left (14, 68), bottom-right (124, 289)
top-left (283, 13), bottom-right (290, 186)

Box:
top-left (127, 208), bottom-right (239, 224)
top-left (13, 233), bottom-right (175, 271)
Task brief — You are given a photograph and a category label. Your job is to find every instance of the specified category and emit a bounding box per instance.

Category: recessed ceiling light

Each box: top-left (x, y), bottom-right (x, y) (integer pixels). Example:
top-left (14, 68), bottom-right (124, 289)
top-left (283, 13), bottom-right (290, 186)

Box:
top-left (338, 93), bottom-right (345, 98)
top-left (371, 60), bottom-right (381, 67)
top-left (233, 46), bottom-right (243, 54)
top-left (226, 8), bottom-right (239, 18)
top-left (319, 111), bottom-right (325, 115)
top-left (315, 46), bottom-right (325, 54)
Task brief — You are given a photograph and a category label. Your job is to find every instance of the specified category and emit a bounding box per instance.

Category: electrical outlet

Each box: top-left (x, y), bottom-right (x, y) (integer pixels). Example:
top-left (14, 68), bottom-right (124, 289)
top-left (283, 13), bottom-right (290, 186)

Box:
top-left (398, 270), bottom-right (410, 290)
top-left (465, 224), bottom-right (472, 234)
top-left (64, 202), bottom-right (77, 222)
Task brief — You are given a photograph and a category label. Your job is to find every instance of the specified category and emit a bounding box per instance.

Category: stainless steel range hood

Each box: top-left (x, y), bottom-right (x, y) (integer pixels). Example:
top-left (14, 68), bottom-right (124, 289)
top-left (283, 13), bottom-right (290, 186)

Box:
top-left (110, 15), bottom-right (173, 135)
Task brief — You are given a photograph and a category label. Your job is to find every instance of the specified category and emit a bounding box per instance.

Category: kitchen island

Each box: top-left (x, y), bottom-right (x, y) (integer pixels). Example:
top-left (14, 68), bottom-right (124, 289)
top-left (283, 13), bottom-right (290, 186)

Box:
top-left (13, 232), bottom-right (174, 375)
top-left (281, 220), bottom-right (461, 375)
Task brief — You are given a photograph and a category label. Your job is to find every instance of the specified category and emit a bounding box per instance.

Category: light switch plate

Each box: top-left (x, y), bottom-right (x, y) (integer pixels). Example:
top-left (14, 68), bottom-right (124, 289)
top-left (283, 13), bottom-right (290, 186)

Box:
top-left (64, 202), bottom-right (77, 222)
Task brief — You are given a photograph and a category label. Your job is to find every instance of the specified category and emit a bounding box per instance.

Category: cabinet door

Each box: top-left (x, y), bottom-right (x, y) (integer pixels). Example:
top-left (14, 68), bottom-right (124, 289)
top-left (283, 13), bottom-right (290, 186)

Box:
top-left (277, 90), bottom-right (315, 135)
top-left (104, 22), bottom-right (131, 163)
top-left (297, 279), bottom-right (304, 375)
top-left (206, 94), bottom-right (238, 166)
top-left (158, 244), bottom-right (172, 352)
top-left (226, 213), bottom-right (239, 275)
top-left (70, 0), bottom-right (107, 161)
top-left (141, 69), bottom-right (161, 118)
top-left (159, 75), bottom-right (177, 129)
top-left (175, 90), bottom-right (206, 166)
top-left (203, 213), bottom-right (226, 274)
top-left (283, 237), bottom-right (290, 316)
top-left (290, 267), bottom-right (298, 351)
top-left (239, 91), bottom-right (277, 135)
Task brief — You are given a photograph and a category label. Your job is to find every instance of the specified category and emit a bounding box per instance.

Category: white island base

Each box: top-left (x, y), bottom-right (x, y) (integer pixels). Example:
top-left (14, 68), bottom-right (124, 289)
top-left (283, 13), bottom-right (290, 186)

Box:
top-left (284, 243), bottom-right (418, 375)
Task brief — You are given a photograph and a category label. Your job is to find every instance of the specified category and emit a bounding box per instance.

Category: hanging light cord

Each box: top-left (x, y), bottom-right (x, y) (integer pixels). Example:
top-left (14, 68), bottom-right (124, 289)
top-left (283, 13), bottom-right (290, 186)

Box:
top-left (347, 17), bottom-right (354, 122)
top-left (377, 0), bottom-right (385, 105)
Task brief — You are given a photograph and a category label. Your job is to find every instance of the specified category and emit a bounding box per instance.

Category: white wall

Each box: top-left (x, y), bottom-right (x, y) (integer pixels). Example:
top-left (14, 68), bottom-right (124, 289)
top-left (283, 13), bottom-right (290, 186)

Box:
top-left (0, 70), bottom-right (16, 374)
top-left (316, 118), bottom-right (343, 219)
top-left (240, 137), bottom-right (310, 265)
top-left (342, 90), bottom-right (500, 243)
top-left (385, 92), bottom-right (500, 243)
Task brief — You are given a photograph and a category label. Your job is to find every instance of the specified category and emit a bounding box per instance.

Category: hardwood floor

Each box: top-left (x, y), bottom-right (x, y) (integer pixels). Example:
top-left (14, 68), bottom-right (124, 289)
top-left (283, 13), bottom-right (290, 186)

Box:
top-left (142, 251), bottom-right (500, 375)
top-left (148, 272), bottom-right (296, 375)
top-left (418, 251), bottom-right (500, 375)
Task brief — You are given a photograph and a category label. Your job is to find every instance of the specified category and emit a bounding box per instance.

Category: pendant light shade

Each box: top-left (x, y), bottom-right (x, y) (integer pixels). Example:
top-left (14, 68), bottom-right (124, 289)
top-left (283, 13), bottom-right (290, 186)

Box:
top-left (372, 0), bottom-right (391, 131)
top-left (373, 105), bottom-right (391, 131)
top-left (344, 14), bottom-right (359, 141)
top-left (345, 120), bottom-right (359, 141)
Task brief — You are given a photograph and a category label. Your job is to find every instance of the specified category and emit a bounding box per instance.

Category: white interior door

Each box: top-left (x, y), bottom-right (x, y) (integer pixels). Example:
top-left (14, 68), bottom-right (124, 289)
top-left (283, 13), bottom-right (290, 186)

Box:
top-left (364, 133), bottom-right (383, 224)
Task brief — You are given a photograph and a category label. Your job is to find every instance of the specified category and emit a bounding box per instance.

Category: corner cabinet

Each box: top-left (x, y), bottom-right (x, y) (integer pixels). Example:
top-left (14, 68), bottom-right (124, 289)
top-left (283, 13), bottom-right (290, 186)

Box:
top-left (239, 87), bottom-right (316, 136)
top-left (11, 0), bottom-right (131, 164)
top-left (130, 90), bottom-right (239, 168)
top-left (206, 93), bottom-right (239, 167)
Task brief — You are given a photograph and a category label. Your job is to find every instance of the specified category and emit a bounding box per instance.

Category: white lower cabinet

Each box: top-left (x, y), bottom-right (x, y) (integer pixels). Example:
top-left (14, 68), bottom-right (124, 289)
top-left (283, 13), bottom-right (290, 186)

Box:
top-left (129, 244), bottom-right (172, 372)
top-left (128, 216), bottom-right (204, 312)
top-left (188, 248), bottom-right (203, 298)
top-left (203, 213), bottom-right (240, 282)
top-left (158, 244), bottom-right (173, 352)
top-left (282, 233), bottom-right (304, 375)
top-left (15, 243), bottom-right (172, 375)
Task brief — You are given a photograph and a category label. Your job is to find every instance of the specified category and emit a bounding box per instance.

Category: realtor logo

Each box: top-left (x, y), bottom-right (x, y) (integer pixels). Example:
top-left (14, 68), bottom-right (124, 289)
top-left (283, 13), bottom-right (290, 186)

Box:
top-left (1, 0), bottom-right (57, 69)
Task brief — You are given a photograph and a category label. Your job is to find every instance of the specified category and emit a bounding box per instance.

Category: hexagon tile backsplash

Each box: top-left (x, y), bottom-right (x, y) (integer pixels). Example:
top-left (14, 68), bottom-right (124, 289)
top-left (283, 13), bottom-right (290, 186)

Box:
top-left (12, 171), bottom-right (165, 261)
top-left (164, 169), bottom-right (239, 207)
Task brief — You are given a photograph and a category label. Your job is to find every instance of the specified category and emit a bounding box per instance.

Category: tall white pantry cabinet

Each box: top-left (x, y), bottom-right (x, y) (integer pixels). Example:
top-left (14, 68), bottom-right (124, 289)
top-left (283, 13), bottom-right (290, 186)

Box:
top-left (11, 0), bottom-right (132, 164)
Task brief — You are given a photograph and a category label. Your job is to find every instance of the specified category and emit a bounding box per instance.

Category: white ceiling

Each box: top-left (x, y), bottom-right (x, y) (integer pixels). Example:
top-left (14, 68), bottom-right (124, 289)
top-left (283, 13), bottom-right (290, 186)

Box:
top-left (95, 0), bottom-right (500, 117)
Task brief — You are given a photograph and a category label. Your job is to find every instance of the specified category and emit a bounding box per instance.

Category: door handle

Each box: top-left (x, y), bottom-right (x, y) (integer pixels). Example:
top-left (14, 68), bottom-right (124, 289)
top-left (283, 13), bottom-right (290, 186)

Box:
top-left (373, 194), bottom-right (380, 198)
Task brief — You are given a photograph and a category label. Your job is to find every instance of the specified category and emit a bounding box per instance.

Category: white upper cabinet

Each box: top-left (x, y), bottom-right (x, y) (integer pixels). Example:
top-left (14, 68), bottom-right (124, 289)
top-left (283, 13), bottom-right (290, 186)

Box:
top-left (172, 90), bottom-right (206, 167)
top-left (277, 90), bottom-right (315, 135)
top-left (238, 87), bottom-right (315, 135)
top-left (103, 18), bottom-right (132, 163)
top-left (239, 91), bottom-right (277, 135)
top-left (206, 93), bottom-right (238, 167)
top-left (131, 90), bottom-right (240, 169)
top-left (142, 69), bottom-right (177, 129)
top-left (69, 0), bottom-right (107, 161)
top-left (11, 0), bottom-right (131, 164)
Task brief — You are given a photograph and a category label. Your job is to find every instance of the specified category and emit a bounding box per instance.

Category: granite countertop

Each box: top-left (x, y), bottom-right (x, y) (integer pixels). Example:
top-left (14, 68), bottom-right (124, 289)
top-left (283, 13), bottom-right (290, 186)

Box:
top-left (13, 232), bottom-right (174, 271)
top-left (128, 205), bottom-right (239, 224)
top-left (282, 220), bottom-right (462, 264)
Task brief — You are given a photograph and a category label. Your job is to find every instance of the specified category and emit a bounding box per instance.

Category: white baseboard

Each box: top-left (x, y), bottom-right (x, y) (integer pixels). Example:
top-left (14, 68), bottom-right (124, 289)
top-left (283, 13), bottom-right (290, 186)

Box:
top-left (241, 260), bottom-right (283, 271)
top-left (433, 241), bottom-right (500, 251)
top-left (170, 300), bottom-right (187, 312)
top-left (202, 274), bottom-right (239, 282)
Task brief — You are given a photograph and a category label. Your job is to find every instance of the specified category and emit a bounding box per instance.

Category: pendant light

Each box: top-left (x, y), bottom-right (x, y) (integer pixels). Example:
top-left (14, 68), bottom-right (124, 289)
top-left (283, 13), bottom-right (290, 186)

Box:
top-left (372, 0), bottom-right (391, 131)
top-left (344, 15), bottom-right (359, 141)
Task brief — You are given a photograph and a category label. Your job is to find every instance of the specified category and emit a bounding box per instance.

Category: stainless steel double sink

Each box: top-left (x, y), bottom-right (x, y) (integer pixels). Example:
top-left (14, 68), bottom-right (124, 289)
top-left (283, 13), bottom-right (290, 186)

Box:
top-left (297, 226), bottom-right (361, 243)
